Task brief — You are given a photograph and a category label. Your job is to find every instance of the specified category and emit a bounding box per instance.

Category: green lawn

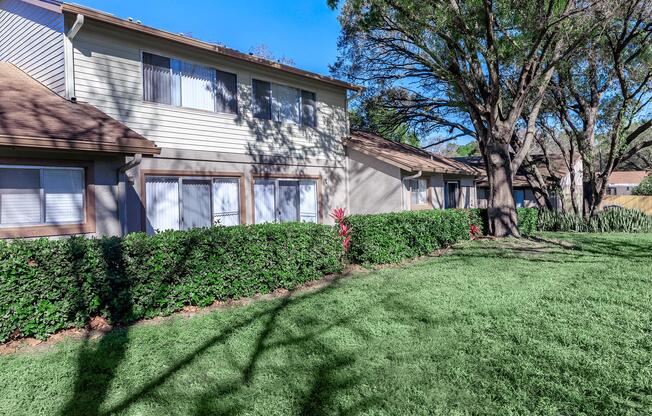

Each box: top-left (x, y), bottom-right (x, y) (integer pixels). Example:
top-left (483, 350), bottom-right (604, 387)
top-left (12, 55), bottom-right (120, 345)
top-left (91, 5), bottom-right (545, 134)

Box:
top-left (1, 233), bottom-right (651, 415)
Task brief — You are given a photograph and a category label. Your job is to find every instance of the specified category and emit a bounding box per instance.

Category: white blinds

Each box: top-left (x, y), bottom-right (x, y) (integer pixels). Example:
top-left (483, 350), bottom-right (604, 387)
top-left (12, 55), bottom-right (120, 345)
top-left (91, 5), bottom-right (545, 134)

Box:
top-left (254, 180), bottom-right (276, 224)
top-left (299, 180), bottom-right (317, 223)
top-left (271, 83), bottom-right (300, 124)
top-left (181, 179), bottom-right (212, 229)
top-left (44, 169), bottom-right (84, 223)
top-left (176, 60), bottom-right (216, 112)
top-left (146, 177), bottom-right (180, 234)
top-left (0, 168), bottom-right (41, 225)
top-left (213, 179), bottom-right (240, 226)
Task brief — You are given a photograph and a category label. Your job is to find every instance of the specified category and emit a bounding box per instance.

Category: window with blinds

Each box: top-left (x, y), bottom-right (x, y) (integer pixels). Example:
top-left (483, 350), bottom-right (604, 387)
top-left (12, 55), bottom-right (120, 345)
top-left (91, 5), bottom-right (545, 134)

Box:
top-left (0, 166), bottom-right (85, 227)
top-left (253, 178), bottom-right (317, 224)
top-left (145, 175), bottom-right (241, 234)
top-left (409, 179), bottom-right (428, 206)
top-left (142, 52), bottom-right (238, 114)
top-left (252, 79), bottom-right (317, 126)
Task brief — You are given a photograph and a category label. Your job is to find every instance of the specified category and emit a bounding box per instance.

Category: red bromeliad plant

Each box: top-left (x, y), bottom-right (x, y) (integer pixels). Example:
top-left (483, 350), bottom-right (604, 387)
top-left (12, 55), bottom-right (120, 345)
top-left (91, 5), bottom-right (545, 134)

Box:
top-left (330, 208), bottom-right (351, 251)
top-left (469, 224), bottom-right (481, 240)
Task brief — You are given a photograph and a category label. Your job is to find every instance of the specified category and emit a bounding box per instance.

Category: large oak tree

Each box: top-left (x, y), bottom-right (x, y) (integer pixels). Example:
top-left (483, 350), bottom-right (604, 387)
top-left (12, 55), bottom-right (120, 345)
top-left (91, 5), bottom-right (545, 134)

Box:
top-left (329, 0), bottom-right (602, 236)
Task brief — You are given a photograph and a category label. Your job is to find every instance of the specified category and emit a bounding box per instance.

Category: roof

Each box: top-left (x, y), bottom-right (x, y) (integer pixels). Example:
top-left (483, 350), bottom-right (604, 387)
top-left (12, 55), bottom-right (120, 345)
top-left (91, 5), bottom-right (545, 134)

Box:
top-left (0, 62), bottom-right (160, 155)
top-left (608, 171), bottom-right (648, 185)
top-left (61, 3), bottom-right (362, 92)
top-left (456, 154), bottom-right (577, 187)
top-left (346, 131), bottom-right (479, 175)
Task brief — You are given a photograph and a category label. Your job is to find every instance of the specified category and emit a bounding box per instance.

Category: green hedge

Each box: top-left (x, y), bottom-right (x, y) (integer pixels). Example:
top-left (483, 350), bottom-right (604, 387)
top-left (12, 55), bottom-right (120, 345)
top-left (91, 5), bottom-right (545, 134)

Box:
top-left (538, 208), bottom-right (652, 233)
top-left (0, 223), bottom-right (344, 342)
top-left (344, 209), bottom-right (471, 265)
top-left (467, 208), bottom-right (539, 236)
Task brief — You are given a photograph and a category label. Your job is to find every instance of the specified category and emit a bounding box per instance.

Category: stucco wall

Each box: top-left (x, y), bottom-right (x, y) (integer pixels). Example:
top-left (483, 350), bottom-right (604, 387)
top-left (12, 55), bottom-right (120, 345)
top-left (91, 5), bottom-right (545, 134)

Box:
top-left (346, 148), bottom-right (403, 215)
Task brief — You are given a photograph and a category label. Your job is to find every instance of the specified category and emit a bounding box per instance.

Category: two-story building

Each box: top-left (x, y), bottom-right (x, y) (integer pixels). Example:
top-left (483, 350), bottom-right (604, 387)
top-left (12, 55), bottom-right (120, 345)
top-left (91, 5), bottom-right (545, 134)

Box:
top-left (0, 0), bottom-right (363, 238)
top-left (0, 0), bottom-right (510, 240)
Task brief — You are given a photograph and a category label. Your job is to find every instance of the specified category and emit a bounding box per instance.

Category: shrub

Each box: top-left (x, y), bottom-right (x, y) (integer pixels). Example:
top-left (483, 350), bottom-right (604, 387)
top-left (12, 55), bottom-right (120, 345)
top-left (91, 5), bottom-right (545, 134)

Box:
top-left (632, 174), bottom-right (652, 196)
top-left (0, 223), bottom-right (344, 342)
top-left (538, 208), bottom-right (652, 233)
top-left (344, 209), bottom-right (471, 265)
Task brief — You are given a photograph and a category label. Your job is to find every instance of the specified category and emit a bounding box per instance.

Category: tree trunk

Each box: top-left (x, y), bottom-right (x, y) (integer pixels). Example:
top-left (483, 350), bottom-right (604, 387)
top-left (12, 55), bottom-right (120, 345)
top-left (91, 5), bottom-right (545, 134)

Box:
top-left (487, 143), bottom-right (519, 237)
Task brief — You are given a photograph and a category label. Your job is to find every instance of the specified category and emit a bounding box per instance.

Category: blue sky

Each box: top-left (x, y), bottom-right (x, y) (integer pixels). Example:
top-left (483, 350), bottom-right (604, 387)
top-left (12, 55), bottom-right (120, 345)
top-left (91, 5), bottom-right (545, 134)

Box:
top-left (73, 0), bottom-right (342, 76)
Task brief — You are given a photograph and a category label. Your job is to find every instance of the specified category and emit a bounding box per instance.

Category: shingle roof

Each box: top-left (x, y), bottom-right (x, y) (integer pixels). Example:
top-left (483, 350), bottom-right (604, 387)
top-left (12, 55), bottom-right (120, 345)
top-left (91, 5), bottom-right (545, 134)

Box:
top-left (346, 130), bottom-right (479, 175)
top-left (456, 154), bottom-right (578, 187)
top-left (0, 62), bottom-right (160, 155)
top-left (608, 171), bottom-right (648, 185)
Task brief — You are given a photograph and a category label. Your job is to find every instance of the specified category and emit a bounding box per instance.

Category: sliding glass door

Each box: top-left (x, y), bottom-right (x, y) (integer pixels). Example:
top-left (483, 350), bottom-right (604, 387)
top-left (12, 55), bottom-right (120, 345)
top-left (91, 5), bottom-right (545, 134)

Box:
top-left (253, 178), bottom-right (317, 224)
top-left (146, 175), bottom-right (241, 234)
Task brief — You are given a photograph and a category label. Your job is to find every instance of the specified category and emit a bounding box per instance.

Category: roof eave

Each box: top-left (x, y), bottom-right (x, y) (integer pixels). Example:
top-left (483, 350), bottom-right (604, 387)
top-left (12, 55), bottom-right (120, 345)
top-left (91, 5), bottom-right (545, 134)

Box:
top-left (0, 135), bottom-right (161, 155)
top-left (61, 3), bottom-right (363, 92)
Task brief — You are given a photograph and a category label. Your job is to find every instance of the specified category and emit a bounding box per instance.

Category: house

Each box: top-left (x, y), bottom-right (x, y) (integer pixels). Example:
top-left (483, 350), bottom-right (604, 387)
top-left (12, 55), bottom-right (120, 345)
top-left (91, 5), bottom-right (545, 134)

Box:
top-left (455, 154), bottom-right (583, 211)
top-left (606, 171), bottom-right (648, 196)
top-left (345, 131), bottom-right (480, 213)
top-left (0, 0), bottom-right (360, 238)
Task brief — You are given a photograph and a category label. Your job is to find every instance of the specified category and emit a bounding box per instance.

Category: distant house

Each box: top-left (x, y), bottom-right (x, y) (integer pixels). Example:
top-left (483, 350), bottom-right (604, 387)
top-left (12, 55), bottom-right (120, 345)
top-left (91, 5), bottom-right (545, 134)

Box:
top-left (606, 171), bottom-right (649, 196)
top-left (455, 155), bottom-right (583, 211)
top-left (345, 131), bottom-right (480, 214)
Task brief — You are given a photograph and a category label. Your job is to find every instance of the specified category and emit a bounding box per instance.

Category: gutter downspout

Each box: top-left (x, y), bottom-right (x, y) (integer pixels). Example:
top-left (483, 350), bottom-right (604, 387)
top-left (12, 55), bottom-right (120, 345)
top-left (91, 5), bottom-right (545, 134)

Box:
top-left (64, 14), bottom-right (84, 100)
top-left (402, 170), bottom-right (423, 210)
top-left (118, 154), bottom-right (142, 236)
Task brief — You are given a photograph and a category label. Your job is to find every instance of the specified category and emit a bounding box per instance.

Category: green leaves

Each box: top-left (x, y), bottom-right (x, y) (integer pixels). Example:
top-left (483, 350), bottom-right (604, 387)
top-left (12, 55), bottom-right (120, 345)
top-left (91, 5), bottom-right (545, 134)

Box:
top-left (0, 223), bottom-right (345, 342)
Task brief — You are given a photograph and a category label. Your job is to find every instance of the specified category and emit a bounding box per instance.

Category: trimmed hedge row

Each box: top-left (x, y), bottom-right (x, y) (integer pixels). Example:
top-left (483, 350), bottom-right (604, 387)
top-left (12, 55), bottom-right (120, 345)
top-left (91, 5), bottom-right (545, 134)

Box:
top-left (344, 209), bottom-right (471, 265)
top-left (0, 223), bottom-right (344, 342)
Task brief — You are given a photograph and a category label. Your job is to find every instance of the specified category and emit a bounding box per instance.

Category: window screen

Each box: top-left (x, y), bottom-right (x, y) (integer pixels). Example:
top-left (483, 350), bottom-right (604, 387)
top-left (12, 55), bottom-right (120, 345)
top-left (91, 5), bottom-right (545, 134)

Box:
top-left (142, 52), bottom-right (172, 105)
top-left (272, 84), bottom-right (300, 124)
top-left (301, 90), bottom-right (317, 127)
top-left (215, 70), bottom-right (238, 114)
top-left (252, 79), bottom-right (272, 120)
top-left (410, 179), bottom-right (427, 205)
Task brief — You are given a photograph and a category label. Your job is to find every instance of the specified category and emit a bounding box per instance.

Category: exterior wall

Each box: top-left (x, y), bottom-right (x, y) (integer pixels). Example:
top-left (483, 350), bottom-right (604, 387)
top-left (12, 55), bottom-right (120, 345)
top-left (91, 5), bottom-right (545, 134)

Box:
top-left (476, 186), bottom-right (537, 209)
top-left (0, 149), bottom-right (124, 239)
top-left (0, 0), bottom-right (65, 95)
top-left (430, 174), bottom-right (476, 209)
top-left (69, 18), bottom-right (348, 161)
top-left (127, 149), bottom-right (348, 231)
top-left (346, 148), bottom-right (403, 215)
top-left (607, 184), bottom-right (637, 196)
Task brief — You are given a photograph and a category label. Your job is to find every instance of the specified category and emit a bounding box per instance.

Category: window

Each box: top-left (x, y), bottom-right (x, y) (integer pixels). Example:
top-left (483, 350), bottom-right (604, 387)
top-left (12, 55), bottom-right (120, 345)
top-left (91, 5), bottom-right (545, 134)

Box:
top-left (142, 52), bottom-right (238, 114)
top-left (252, 79), bottom-right (316, 126)
top-left (0, 166), bottom-right (85, 227)
top-left (145, 175), bottom-right (241, 234)
top-left (408, 179), bottom-right (428, 206)
top-left (445, 181), bottom-right (459, 209)
top-left (477, 187), bottom-right (489, 200)
top-left (513, 189), bottom-right (525, 208)
top-left (253, 178), bottom-right (317, 224)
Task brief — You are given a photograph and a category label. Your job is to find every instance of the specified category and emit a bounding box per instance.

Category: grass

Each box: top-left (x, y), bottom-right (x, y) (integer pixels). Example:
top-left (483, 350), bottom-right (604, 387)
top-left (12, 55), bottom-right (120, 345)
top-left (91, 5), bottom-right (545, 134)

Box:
top-left (1, 233), bottom-right (651, 415)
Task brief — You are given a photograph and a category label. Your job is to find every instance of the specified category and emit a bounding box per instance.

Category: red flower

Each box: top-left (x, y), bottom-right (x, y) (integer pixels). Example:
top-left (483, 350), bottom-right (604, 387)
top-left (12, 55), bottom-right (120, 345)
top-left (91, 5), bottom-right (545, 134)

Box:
top-left (469, 224), bottom-right (481, 240)
top-left (331, 208), bottom-right (351, 252)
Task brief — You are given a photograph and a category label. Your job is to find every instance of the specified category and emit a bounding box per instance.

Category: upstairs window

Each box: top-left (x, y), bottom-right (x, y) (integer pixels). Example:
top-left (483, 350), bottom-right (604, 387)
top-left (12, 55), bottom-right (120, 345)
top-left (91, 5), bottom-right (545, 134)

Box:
top-left (142, 52), bottom-right (238, 114)
top-left (252, 79), bottom-right (317, 126)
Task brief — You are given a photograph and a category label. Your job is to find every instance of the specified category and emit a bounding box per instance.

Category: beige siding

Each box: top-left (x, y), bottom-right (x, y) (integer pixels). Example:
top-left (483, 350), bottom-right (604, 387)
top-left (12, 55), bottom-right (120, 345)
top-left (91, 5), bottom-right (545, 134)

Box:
top-left (71, 21), bottom-right (348, 160)
top-left (0, 0), bottom-right (65, 95)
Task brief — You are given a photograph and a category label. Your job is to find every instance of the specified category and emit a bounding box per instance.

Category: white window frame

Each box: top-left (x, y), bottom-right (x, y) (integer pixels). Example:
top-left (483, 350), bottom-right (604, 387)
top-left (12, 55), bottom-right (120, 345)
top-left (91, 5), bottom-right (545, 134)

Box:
top-left (253, 178), bottom-right (319, 224)
top-left (140, 50), bottom-right (239, 115)
top-left (408, 178), bottom-right (428, 208)
top-left (0, 164), bottom-right (86, 228)
top-left (251, 78), bottom-right (317, 127)
top-left (145, 174), bottom-right (241, 233)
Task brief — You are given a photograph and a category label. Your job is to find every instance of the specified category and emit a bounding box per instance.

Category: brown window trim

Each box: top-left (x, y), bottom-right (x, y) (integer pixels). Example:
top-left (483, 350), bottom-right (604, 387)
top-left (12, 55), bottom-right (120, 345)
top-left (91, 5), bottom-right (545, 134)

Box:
top-left (140, 169), bottom-right (246, 231)
top-left (0, 158), bottom-right (96, 239)
top-left (250, 173), bottom-right (323, 224)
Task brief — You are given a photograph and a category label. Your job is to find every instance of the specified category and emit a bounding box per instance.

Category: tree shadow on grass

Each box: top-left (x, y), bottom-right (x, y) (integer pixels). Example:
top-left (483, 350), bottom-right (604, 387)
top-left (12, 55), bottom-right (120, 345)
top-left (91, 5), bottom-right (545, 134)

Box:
top-left (57, 273), bottom-right (379, 415)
